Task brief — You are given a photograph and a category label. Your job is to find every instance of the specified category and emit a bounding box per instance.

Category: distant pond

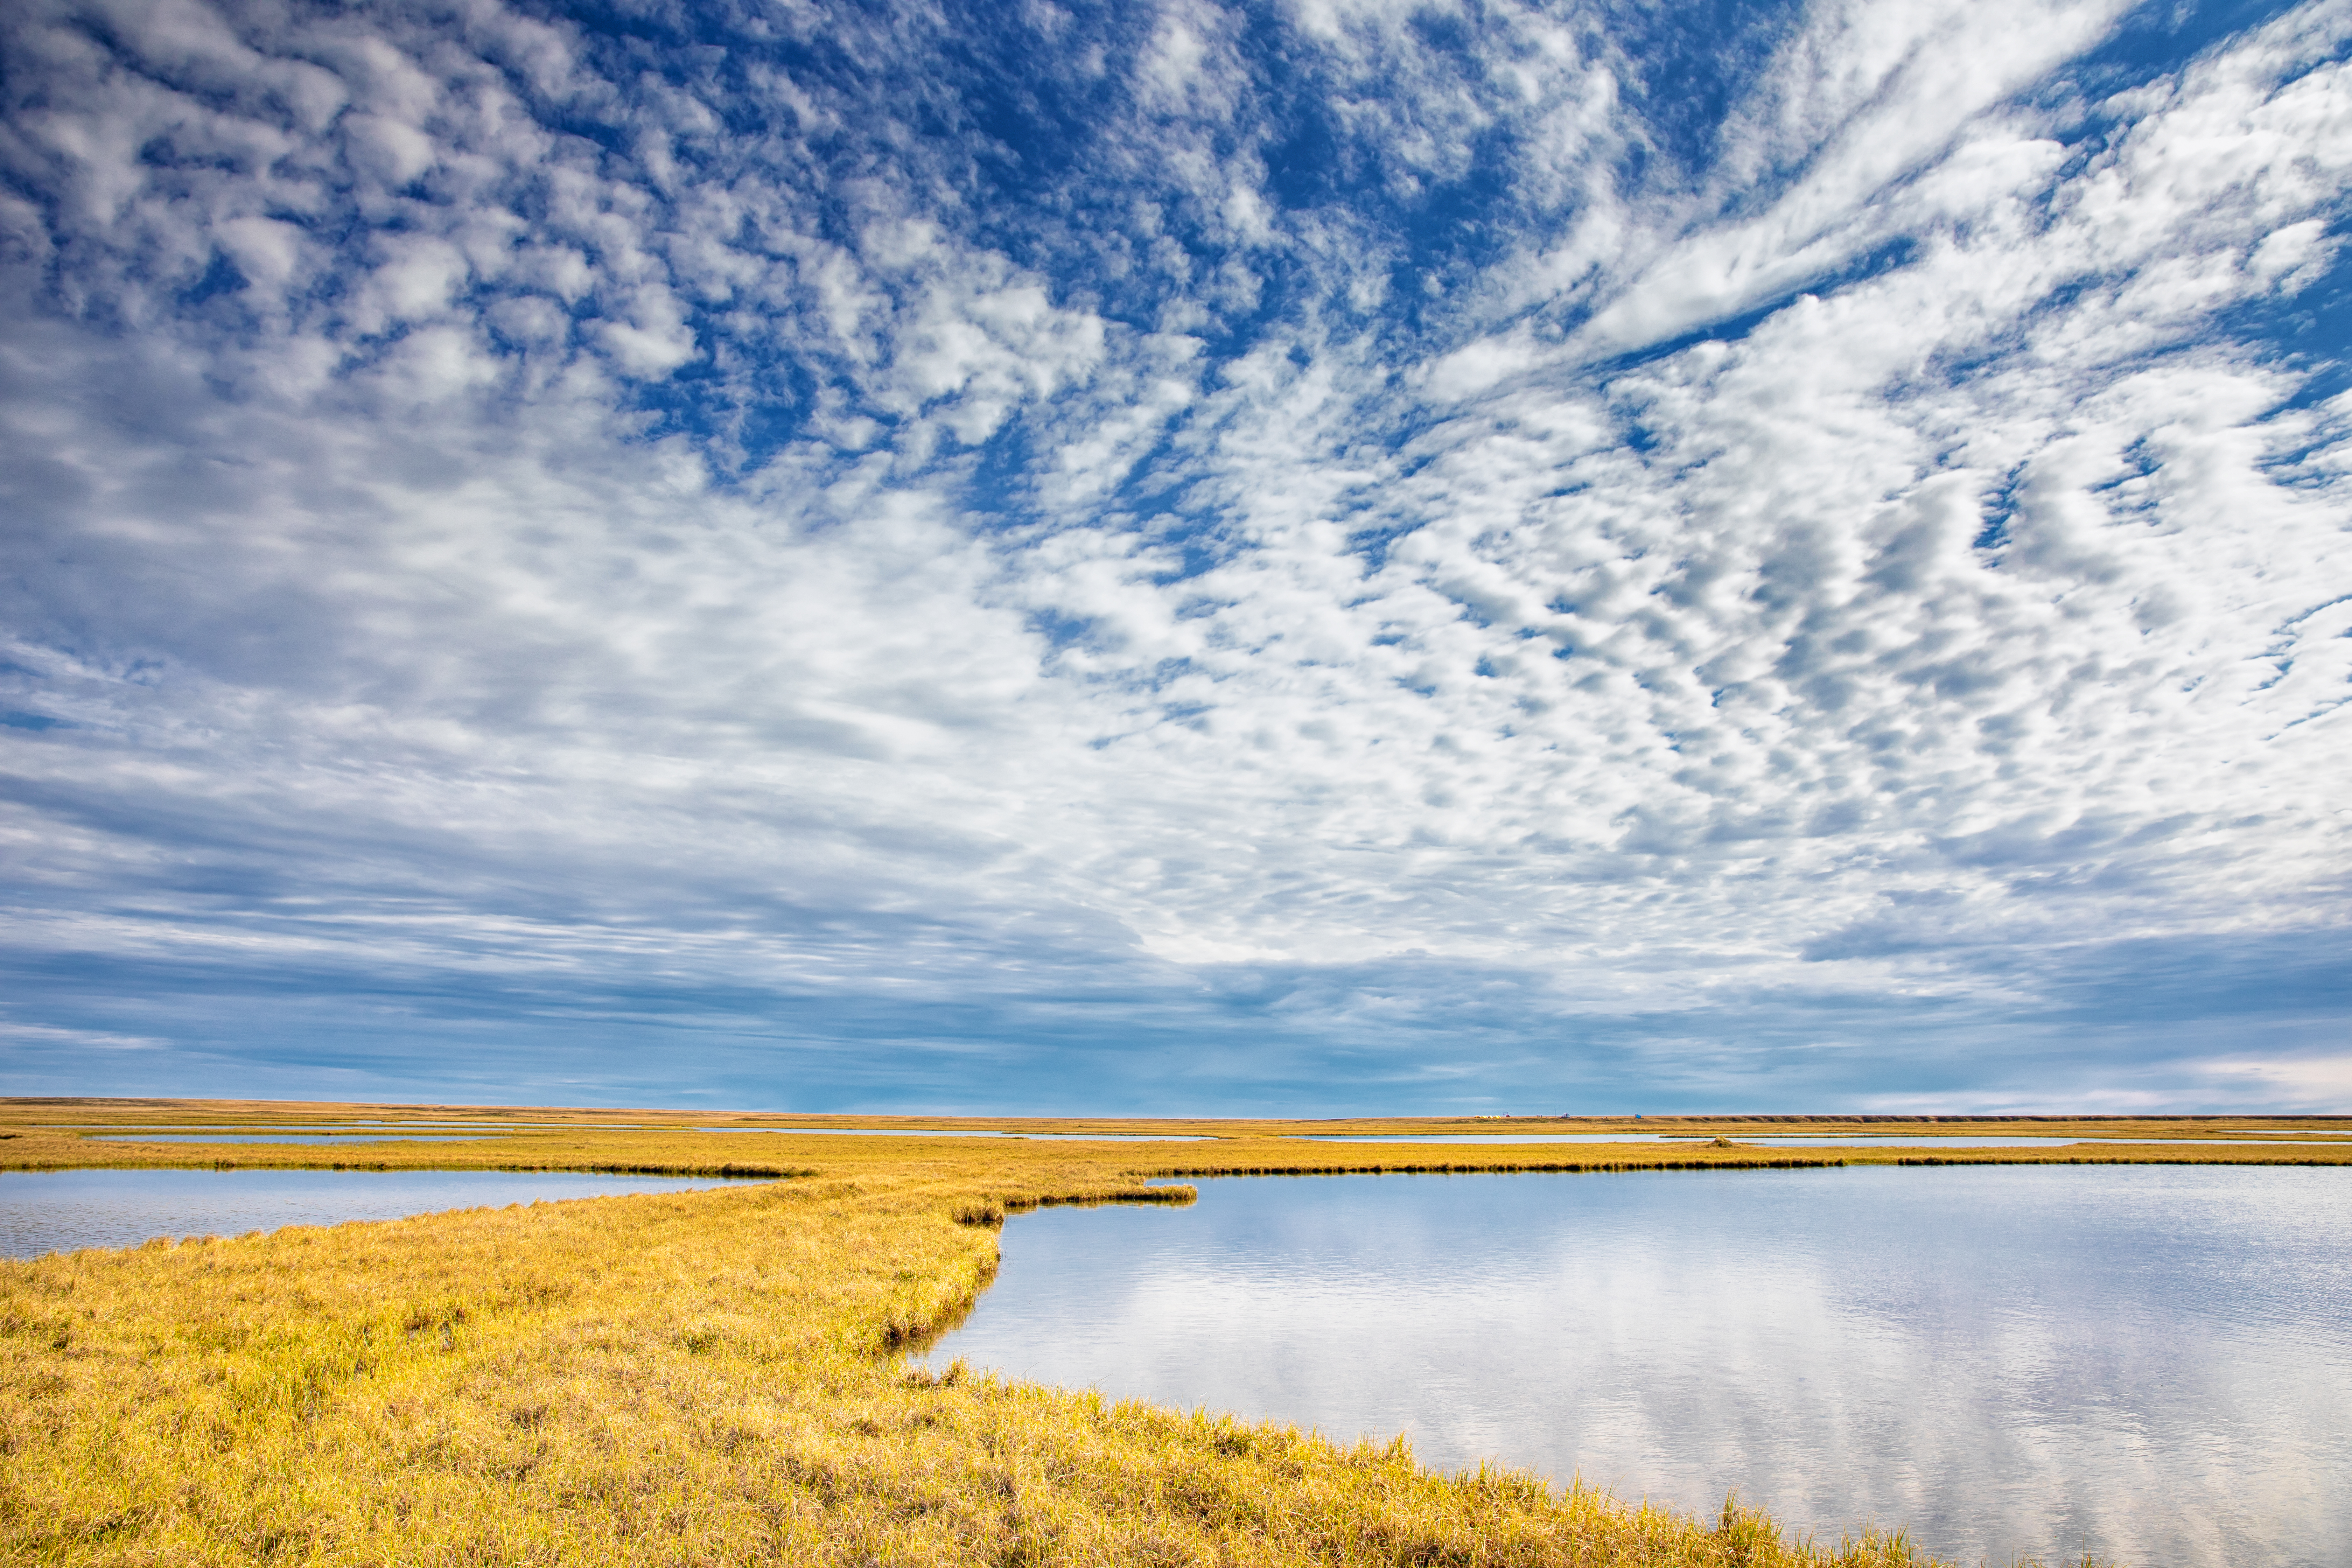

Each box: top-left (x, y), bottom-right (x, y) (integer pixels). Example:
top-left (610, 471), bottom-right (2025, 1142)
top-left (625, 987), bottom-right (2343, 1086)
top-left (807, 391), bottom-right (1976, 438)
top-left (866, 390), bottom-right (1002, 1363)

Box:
top-left (0, 1168), bottom-right (770, 1259)
top-left (918, 1166), bottom-right (2352, 1568)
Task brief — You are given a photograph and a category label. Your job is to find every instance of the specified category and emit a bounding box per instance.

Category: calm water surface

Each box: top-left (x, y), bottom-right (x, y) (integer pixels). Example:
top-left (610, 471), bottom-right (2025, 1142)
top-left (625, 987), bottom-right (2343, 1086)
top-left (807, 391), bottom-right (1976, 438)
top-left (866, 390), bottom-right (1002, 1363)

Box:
top-left (921, 1167), bottom-right (2352, 1568)
top-left (1302, 1133), bottom-right (2328, 1146)
top-left (0, 1168), bottom-right (770, 1258)
top-left (84, 1134), bottom-right (496, 1144)
top-left (46, 1122), bottom-right (614, 1129)
top-left (699, 1128), bottom-right (1212, 1140)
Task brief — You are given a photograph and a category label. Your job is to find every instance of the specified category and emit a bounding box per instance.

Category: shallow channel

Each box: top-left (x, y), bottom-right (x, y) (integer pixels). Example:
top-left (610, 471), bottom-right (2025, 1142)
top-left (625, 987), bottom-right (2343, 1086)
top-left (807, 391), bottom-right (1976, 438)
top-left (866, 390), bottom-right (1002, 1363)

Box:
top-left (918, 1165), bottom-right (2351, 1568)
top-left (1300, 1133), bottom-right (2335, 1146)
top-left (0, 1168), bottom-right (770, 1259)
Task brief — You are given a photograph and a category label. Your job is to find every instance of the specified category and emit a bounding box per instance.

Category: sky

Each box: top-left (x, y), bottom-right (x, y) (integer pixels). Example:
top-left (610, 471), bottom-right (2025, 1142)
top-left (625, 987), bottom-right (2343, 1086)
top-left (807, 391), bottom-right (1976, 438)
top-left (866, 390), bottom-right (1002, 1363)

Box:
top-left (0, 0), bottom-right (2347, 1115)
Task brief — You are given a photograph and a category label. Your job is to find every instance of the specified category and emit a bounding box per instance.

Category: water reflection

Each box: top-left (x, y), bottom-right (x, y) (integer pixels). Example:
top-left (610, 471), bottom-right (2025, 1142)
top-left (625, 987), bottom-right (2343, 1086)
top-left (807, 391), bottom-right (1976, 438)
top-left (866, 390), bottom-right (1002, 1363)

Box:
top-left (1304, 1133), bottom-right (2086, 1146)
top-left (43, 1122), bottom-right (617, 1130)
top-left (0, 1168), bottom-right (770, 1258)
top-left (1302, 1133), bottom-right (2333, 1146)
top-left (920, 1167), bottom-right (2352, 1568)
top-left (85, 1134), bottom-right (495, 1144)
top-left (698, 1128), bottom-right (1212, 1140)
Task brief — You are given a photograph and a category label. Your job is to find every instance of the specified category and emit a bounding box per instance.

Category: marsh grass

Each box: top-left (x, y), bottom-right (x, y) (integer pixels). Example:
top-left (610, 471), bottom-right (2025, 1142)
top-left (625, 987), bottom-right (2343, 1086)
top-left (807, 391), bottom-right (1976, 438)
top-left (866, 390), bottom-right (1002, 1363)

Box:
top-left (4, 1168), bottom-right (1947, 1567)
top-left (6, 1099), bottom-right (2329, 1565)
top-left (6, 1102), bottom-right (2345, 1180)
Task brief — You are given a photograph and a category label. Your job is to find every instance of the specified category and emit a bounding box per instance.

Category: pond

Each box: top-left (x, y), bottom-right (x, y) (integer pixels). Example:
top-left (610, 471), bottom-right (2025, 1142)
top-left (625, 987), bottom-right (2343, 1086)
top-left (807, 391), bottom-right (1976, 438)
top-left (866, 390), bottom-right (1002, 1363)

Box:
top-left (1300, 1133), bottom-right (2333, 1146)
top-left (39, 1122), bottom-right (668, 1134)
top-left (81, 1134), bottom-right (498, 1144)
top-left (0, 1168), bottom-right (771, 1259)
top-left (918, 1166), bottom-right (2352, 1568)
top-left (698, 1128), bottom-right (1213, 1140)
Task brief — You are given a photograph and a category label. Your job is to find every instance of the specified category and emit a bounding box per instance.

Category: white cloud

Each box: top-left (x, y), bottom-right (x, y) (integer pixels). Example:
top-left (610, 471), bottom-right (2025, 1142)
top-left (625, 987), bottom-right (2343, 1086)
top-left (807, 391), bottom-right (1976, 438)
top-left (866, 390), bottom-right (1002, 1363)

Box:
top-left (2198, 1056), bottom-right (2352, 1105)
top-left (0, 0), bottom-right (2347, 1106)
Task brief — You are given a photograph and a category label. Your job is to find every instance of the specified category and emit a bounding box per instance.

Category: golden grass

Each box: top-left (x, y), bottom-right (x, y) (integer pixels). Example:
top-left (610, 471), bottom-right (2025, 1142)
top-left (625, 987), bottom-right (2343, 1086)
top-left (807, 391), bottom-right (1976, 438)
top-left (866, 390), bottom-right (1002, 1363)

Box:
top-left (7, 1096), bottom-right (2318, 1565)
top-left (6, 1099), bottom-right (2348, 1181)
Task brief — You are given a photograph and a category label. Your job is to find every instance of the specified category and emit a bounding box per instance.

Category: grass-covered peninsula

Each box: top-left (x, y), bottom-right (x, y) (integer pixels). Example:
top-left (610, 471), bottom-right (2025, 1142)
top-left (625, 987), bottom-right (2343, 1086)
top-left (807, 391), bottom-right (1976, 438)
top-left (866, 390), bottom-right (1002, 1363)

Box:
top-left (8, 1101), bottom-right (2345, 1565)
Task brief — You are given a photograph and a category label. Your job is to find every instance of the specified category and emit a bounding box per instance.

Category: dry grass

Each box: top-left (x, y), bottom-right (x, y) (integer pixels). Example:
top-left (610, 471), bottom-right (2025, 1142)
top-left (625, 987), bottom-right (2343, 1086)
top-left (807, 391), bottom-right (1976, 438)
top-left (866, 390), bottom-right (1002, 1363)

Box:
top-left (4, 1097), bottom-right (2308, 1565)
top-left (6, 1163), bottom-right (1936, 1568)
top-left (6, 1100), bottom-right (2347, 1181)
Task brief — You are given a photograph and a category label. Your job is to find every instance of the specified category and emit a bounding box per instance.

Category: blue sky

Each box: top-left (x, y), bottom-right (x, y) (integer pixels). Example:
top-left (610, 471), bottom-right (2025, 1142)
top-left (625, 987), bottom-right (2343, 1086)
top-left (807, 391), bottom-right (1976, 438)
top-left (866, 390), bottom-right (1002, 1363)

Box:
top-left (1, 0), bottom-right (2347, 1113)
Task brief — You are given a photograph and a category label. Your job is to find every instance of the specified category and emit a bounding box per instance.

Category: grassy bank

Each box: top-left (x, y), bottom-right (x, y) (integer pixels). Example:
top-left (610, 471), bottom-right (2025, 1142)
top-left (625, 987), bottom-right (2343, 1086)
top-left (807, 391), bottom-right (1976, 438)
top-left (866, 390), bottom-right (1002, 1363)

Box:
top-left (10, 1099), bottom-right (2329, 1564)
top-left (7, 1101), bottom-right (2348, 1179)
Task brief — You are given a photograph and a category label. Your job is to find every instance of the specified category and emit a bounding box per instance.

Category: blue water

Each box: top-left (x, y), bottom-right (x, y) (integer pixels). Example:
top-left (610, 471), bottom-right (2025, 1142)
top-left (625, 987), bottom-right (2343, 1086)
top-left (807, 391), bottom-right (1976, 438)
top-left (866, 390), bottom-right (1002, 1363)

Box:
top-left (67, 1129), bottom-right (2340, 1147)
top-left (1305, 1133), bottom-right (2091, 1146)
top-left (0, 1168), bottom-right (771, 1259)
top-left (700, 1128), bottom-right (1212, 1140)
top-left (695, 1129), bottom-right (2331, 1146)
top-left (920, 1167), bottom-right (2352, 1568)
top-left (85, 1134), bottom-right (494, 1144)
top-left (1302, 1133), bottom-right (2333, 1146)
top-left (46, 1122), bottom-right (602, 1129)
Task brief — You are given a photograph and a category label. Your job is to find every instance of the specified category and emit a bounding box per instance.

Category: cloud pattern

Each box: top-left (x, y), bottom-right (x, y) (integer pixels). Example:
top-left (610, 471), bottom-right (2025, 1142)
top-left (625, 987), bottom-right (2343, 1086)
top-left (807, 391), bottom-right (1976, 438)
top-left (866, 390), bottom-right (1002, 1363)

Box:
top-left (1, 0), bottom-right (2347, 1110)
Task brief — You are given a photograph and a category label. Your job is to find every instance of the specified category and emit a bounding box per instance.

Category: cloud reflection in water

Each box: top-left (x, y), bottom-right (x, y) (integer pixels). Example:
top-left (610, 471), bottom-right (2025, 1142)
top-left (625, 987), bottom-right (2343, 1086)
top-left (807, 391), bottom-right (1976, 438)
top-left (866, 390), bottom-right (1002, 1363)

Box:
top-left (923, 1167), bottom-right (2352, 1568)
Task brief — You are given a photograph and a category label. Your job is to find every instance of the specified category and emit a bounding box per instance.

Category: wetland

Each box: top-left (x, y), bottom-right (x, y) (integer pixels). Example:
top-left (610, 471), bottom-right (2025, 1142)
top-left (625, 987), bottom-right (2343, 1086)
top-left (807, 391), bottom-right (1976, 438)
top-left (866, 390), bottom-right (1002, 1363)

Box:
top-left (922, 1166), bottom-right (2352, 1568)
top-left (0, 1167), bottom-right (775, 1259)
top-left (7, 1100), bottom-right (2350, 1566)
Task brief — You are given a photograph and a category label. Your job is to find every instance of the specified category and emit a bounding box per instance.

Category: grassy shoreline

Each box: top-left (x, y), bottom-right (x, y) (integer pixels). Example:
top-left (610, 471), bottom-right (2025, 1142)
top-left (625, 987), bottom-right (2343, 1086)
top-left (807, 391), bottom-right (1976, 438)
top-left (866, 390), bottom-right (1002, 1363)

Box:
top-left (9, 1101), bottom-right (2343, 1563)
top-left (8, 1099), bottom-right (2349, 1179)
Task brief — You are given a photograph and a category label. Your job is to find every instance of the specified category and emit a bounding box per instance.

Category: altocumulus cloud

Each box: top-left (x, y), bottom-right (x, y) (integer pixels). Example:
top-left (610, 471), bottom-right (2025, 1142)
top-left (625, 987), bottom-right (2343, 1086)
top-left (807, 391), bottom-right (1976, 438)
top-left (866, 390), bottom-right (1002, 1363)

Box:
top-left (0, 0), bottom-right (2347, 1112)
